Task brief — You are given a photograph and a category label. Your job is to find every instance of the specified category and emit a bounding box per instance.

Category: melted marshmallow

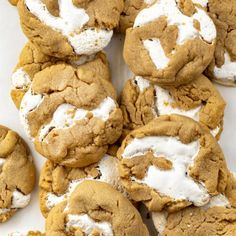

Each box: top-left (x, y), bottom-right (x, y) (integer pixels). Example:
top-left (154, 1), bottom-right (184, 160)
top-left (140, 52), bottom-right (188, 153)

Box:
top-left (202, 194), bottom-right (230, 210)
top-left (39, 97), bottom-right (116, 141)
top-left (214, 52), bottom-right (236, 82)
top-left (19, 88), bottom-right (44, 139)
top-left (134, 76), bottom-right (221, 137)
top-left (66, 214), bottom-right (113, 236)
top-left (46, 155), bottom-right (120, 210)
top-left (0, 190), bottom-right (31, 215)
top-left (122, 136), bottom-right (210, 206)
top-left (25, 0), bottom-right (113, 55)
top-left (12, 68), bottom-right (31, 89)
top-left (134, 0), bottom-right (216, 70)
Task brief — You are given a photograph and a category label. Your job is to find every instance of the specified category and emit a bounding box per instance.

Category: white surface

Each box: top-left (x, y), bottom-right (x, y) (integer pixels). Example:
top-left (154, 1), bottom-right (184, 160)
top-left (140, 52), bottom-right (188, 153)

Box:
top-left (25, 0), bottom-right (113, 55)
top-left (0, 2), bottom-right (236, 235)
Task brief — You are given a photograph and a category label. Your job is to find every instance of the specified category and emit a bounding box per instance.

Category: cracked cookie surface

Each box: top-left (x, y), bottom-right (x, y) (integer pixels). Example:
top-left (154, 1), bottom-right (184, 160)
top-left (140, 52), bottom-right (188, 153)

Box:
top-left (205, 0), bottom-right (236, 86)
top-left (45, 180), bottom-right (149, 236)
top-left (19, 63), bottom-right (123, 167)
top-left (11, 42), bottom-right (110, 109)
top-left (117, 115), bottom-right (236, 212)
top-left (17, 0), bottom-right (124, 58)
top-left (0, 125), bottom-right (35, 222)
top-left (39, 154), bottom-right (125, 217)
top-left (123, 0), bottom-right (216, 86)
top-left (121, 75), bottom-right (225, 140)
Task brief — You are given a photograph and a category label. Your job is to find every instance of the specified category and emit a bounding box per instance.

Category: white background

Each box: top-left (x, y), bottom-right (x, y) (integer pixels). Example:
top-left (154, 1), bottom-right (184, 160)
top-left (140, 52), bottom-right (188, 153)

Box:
top-left (0, 1), bottom-right (236, 235)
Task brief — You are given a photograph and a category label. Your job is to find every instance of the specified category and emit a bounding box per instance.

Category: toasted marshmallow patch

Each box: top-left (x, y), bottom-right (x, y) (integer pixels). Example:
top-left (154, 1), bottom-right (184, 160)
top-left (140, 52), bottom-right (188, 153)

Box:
top-left (0, 190), bottom-right (31, 215)
top-left (214, 52), bottom-right (236, 83)
top-left (46, 155), bottom-right (120, 210)
top-left (122, 136), bottom-right (210, 206)
top-left (134, 0), bottom-right (216, 70)
top-left (39, 97), bottom-right (116, 141)
top-left (19, 88), bottom-right (44, 139)
top-left (12, 68), bottom-right (31, 89)
top-left (66, 214), bottom-right (113, 236)
top-left (25, 0), bottom-right (113, 55)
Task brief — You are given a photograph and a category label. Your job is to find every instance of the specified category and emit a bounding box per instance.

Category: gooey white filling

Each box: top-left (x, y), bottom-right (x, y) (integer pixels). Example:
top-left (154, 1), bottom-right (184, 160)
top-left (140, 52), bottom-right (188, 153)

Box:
top-left (12, 68), bottom-right (31, 89)
top-left (214, 52), bottom-right (236, 82)
top-left (39, 97), bottom-right (116, 141)
top-left (134, 0), bottom-right (216, 70)
top-left (134, 76), bottom-right (220, 137)
top-left (46, 155), bottom-right (120, 210)
top-left (66, 214), bottom-right (113, 236)
top-left (25, 0), bottom-right (113, 55)
top-left (122, 136), bottom-right (210, 206)
top-left (0, 190), bottom-right (31, 215)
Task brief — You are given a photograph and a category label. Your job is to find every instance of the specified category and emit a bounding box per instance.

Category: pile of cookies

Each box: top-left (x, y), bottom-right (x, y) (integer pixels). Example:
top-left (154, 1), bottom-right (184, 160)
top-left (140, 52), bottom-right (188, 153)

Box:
top-left (2, 0), bottom-right (236, 235)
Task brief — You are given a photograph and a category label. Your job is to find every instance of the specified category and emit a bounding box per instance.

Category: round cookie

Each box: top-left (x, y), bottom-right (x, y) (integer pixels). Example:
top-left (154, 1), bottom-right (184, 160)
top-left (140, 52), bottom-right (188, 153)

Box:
top-left (121, 75), bottom-right (225, 140)
top-left (17, 0), bottom-right (124, 58)
top-left (117, 115), bottom-right (236, 213)
top-left (45, 180), bottom-right (149, 236)
top-left (39, 154), bottom-right (125, 217)
top-left (152, 194), bottom-right (236, 235)
top-left (123, 0), bottom-right (217, 86)
top-left (19, 63), bottom-right (123, 167)
top-left (205, 0), bottom-right (236, 86)
top-left (9, 232), bottom-right (44, 236)
top-left (0, 125), bottom-right (35, 222)
top-left (11, 42), bottom-right (110, 109)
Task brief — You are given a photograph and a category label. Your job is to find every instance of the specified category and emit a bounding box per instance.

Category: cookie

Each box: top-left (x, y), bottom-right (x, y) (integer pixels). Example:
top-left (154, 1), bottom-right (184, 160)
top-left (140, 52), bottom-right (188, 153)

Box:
top-left (205, 0), bottom-right (236, 86)
top-left (17, 0), bottom-right (124, 58)
top-left (39, 154), bottom-right (125, 217)
top-left (0, 125), bottom-right (35, 222)
top-left (45, 180), bottom-right (149, 236)
top-left (11, 42), bottom-right (110, 109)
top-left (9, 232), bottom-right (44, 236)
top-left (19, 63), bottom-right (123, 167)
top-left (152, 194), bottom-right (236, 235)
top-left (123, 0), bottom-right (217, 86)
top-left (8, 0), bottom-right (19, 6)
top-left (121, 75), bottom-right (225, 140)
top-left (117, 115), bottom-right (236, 213)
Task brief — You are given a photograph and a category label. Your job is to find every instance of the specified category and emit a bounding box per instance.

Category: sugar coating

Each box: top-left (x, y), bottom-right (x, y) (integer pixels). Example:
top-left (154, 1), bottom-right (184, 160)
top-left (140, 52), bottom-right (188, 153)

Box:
top-left (213, 52), bottom-right (236, 82)
top-left (12, 68), bottom-right (31, 89)
top-left (0, 190), bottom-right (31, 215)
top-left (19, 87), bottom-right (44, 139)
top-left (46, 155), bottom-right (120, 210)
top-left (39, 97), bottom-right (116, 141)
top-left (66, 214), bottom-right (113, 236)
top-left (122, 136), bottom-right (210, 206)
top-left (134, 0), bottom-right (216, 70)
top-left (25, 0), bottom-right (113, 55)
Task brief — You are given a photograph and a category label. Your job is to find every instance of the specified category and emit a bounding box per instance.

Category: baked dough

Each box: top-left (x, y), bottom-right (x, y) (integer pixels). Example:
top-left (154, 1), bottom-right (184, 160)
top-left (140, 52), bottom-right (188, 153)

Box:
top-left (0, 125), bottom-right (35, 222)
top-left (45, 180), bottom-right (149, 236)
top-left (11, 42), bottom-right (110, 109)
top-left (123, 0), bottom-right (217, 86)
top-left (121, 75), bottom-right (225, 140)
top-left (19, 63), bottom-right (123, 167)
top-left (17, 0), bottom-right (124, 58)
top-left (39, 154), bottom-right (125, 217)
top-left (117, 115), bottom-right (236, 212)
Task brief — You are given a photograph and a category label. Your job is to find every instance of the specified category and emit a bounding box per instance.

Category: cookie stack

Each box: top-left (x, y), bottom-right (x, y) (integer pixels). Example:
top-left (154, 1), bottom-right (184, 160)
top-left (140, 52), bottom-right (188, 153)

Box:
top-left (2, 0), bottom-right (236, 235)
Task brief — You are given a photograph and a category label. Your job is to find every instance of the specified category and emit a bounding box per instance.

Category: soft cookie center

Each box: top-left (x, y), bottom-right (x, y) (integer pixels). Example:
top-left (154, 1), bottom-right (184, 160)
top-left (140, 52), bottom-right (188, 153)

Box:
top-left (122, 136), bottom-right (210, 206)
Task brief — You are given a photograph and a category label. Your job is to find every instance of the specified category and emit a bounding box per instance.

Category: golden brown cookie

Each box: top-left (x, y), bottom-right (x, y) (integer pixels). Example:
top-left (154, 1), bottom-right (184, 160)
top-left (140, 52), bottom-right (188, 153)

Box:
top-left (121, 75), bottom-right (225, 140)
top-left (39, 154), bottom-right (125, 218)
top-left (152, 194), bottom-right (236, 236)
top-left (0, 125), bottom-right (35, 223)
top-left (9, 232), bottom-right (44, 236)
top-left (123, 0), bottom-right (217, 86)
top-left (11, 42), bottom-right (110, 109)
top-left (117, 115), bottom-right (236, 213)
top-left (17, 0), bottom-right (124, 58)
top-left (19, 63), bottom-right (123, 167)
top-left (45, 180), bottom-right (149, 236)
top-left (205, 0), bottom-right (236, 86)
